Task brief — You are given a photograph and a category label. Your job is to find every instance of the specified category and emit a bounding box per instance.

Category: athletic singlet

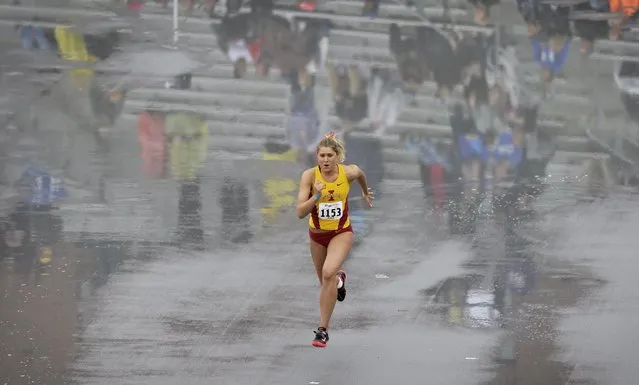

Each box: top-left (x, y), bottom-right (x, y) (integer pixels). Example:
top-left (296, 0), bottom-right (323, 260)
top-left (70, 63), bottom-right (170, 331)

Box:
top-left (308, 164), bottom-right (351, 231)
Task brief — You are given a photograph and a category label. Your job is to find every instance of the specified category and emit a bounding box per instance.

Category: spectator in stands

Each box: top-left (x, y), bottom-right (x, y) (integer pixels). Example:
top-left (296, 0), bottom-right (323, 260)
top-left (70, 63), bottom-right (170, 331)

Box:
top-left (531, 34), bottom-right (570, 86)
top-left (484, 127), bottom-right (524, 186)
top-left (285, 81), bottom-right (321, 164)
top-left (456, 32), bottom-right (489, 83)
top-left (215, 13), bottom-right (263, 78)
top-left (127, 0), bottom-right (144, 10)
top-left (418, 26), bottom-right (460, 100)
top-left (572, 1), bottom-right (610, 55)
top-left (389, 23), bottom-right (430, 104)
top-left (83, 29), bottom-right (120, 61)
top-left (396, 27), bottom-right (486, 102)
top-left (208, 0), bottom-right (273, 18)
top-left (224, 0), bottom-right (246, 15)
top-left (137, 109), bottom-right (167, 178)
top-left (12, 0), bottom-right (50, 50)
top-left (367, 67), bottom-right (404, 135)
top-left (609, 0), bottom-right (639, 40)
top-left (520, 2), bottom-right (570, 86)
top-left (485, 46), bottom-right (529, 121)
top-left (326, 62), bottom-right (368, 130)
top-left (540, 4), bottom-right (572, 37)
top-left (362, 0), bottom-right (381, 18)
top-left (466, 75), bottom-right (496, 135)
top-left (18, 20), bottom-right (51, 51)
top-left (468, 0), bottom-right (500, 25)
top-left (517, 0), bottom-right (541, 36)
top-left (279, 17), bottom-right (331, 90)
top-left (251, 0), bottom-right (276, 14)
top-left (90, 82), bottom-right (127, 129)
top-left (343, 131), bottom-right (384, 200)
top-left (297, 0), bottom-right (320, 12)
top-left (518, 0), bottom-right (570, 37)
top-left (403, 133), bottom-right (456, 212)
top-left (259, 16), bottom-right (322, 87)
top-left (165, 112), bottom-right (208, 182)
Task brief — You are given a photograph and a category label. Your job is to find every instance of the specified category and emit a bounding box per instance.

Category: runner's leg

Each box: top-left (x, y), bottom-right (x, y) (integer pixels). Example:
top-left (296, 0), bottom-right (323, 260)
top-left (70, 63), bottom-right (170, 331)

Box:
top-left (310, 238), bottom-right (327, 285)
top-left (319, 231), bottom-right (354, 329)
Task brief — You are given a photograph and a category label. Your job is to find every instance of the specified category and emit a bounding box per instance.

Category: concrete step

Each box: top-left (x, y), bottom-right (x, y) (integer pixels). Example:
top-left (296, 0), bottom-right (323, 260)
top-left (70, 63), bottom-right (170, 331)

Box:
top-left (4, 2), bottom-right (639, 58)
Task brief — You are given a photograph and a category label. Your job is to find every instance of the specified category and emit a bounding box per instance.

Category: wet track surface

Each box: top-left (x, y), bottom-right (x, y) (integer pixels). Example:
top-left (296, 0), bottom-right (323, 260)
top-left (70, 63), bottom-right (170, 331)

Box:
top-left (1, 46), bottom-right (639, 385)
top-left (3, 104), bottom-right (639, 385)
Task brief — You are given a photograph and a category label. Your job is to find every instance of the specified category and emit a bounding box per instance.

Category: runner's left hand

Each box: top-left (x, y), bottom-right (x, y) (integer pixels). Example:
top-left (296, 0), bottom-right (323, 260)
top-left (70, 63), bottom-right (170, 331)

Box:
top-left (362, 188), bottom-right (374, 208)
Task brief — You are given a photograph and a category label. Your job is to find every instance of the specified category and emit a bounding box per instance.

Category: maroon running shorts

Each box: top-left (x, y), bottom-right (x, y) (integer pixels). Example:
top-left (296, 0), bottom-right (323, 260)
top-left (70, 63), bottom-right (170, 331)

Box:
top-left (309, 225), bottom-right (353, 248)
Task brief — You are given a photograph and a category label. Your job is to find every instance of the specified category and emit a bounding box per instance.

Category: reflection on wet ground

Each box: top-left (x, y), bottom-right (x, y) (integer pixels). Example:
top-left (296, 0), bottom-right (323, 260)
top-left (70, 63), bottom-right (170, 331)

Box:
top-left (425, 218), bottom-right (605, 385)
top-left (1, 88), bottom-right (637, 384)
top-left (0, 206), bottom-right (131, 385)
top-left (0, 156), bottom-right (620, 385)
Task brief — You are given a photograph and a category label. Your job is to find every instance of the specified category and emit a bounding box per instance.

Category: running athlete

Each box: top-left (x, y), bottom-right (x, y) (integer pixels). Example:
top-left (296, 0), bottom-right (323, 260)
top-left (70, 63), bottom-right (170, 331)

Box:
top-left (295, 132), bottom-right (374, 348)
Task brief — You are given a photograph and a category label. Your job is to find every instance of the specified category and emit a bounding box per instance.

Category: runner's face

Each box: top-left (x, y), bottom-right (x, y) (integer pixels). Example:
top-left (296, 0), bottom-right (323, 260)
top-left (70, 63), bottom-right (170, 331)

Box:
top-left (316, 146), bottom-right (338, 171)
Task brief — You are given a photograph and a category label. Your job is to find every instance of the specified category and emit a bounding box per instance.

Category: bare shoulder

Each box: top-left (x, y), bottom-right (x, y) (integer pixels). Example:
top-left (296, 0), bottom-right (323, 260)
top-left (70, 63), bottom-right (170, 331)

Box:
top-left (342, 164), bottom-right (362, 181)
top-left (300, 168), bottom-right (315, 182)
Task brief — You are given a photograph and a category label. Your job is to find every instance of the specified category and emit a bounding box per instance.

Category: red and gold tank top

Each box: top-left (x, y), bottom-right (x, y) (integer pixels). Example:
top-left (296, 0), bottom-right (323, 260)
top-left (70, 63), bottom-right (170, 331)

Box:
top-left (308, 164), bottom-right (351, 231)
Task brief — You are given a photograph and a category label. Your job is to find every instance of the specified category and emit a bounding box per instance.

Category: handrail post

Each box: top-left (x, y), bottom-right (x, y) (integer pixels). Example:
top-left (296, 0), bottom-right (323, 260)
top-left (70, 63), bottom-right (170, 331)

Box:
top-left (172, 0), bottom-right (179, 45)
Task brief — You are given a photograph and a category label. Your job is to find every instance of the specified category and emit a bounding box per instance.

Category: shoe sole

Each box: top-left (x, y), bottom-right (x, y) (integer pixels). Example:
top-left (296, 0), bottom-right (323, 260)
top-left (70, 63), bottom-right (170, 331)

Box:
top-left (312, 340), bottom-right (327, 348)
top-left (337, 270), bottom-right (347, 302)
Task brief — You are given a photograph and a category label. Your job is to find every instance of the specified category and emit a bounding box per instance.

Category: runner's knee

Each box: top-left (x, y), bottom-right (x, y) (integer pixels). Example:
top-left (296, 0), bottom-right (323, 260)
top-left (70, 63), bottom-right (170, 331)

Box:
top-left (321, 265), bottom-right (339, 283)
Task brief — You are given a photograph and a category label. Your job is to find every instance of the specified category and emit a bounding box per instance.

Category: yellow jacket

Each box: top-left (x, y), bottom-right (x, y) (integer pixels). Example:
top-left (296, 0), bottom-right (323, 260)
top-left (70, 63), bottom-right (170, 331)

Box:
top-left (166, 112), bottom-right (208, 181)
top-left (54, 26), bottom-right (96, 89)
top-left (260, 148), bottom-right (298, 222)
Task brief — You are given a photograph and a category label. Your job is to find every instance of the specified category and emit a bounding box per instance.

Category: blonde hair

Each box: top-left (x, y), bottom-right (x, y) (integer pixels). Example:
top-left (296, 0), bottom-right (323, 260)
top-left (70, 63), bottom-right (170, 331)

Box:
top-left (316, 132), bottom-right (346, 163)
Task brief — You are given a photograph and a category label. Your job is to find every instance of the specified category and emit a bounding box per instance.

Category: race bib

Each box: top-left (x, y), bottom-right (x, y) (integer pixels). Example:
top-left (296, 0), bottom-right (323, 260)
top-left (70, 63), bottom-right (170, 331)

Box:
top-left (318, 201), bottom-right (343, 220)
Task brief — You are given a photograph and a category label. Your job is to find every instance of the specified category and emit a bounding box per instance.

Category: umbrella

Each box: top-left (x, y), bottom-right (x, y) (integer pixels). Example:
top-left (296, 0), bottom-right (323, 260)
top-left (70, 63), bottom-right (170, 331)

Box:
top-left (0, 48), bottom-right (74, 72)
top-left (69, 18), bottom-right (135, 36)
top-left (93, 47), bottom-right (211, 88)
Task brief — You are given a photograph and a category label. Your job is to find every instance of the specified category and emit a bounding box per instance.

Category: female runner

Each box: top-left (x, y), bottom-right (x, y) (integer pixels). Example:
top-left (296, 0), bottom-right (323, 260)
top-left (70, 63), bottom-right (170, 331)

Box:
top-left (295, 132), bottom-right (374, 348)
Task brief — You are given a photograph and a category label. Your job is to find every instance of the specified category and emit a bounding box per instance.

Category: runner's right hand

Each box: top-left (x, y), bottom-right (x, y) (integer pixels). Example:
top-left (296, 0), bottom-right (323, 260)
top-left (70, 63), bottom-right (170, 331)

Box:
top-left (313, 181), bottom-right (325, 196)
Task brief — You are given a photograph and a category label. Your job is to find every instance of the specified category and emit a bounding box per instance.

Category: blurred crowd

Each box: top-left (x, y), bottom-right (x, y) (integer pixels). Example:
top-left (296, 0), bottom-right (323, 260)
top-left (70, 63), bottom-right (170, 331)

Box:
top-left (1, 3), bottom-right (631, 378)
top-left (3, 0), bottom-right (639, 243)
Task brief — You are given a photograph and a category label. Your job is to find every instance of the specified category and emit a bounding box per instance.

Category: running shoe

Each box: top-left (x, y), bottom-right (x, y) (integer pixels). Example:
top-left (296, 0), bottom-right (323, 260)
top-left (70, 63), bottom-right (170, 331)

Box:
top-left (312, 327), bottom-right (329, 348)
top-left (337, 270), bottom-right (347, 302)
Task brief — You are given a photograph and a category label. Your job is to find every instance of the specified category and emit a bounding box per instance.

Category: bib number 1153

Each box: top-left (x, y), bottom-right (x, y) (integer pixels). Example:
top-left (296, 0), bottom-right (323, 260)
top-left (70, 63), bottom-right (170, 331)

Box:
top-left (318, 202), bottom-right (343, 220)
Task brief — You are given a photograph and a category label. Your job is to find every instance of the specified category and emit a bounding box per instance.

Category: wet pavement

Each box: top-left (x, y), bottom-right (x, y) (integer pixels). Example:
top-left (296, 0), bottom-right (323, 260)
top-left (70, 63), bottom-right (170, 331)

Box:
top-left (2, 111), bottom-right (637, 385)
top-left (1, 38), bottom-right (639, 385)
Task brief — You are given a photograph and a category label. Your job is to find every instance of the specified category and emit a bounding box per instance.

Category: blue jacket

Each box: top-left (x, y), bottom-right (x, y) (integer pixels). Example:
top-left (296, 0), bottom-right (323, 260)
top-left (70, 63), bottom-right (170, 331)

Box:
top-left (456, 134), bottom-right (484, 161)
top-left (532, 38), bottom-right (570, 74)
top-left (20, 26), bottom-right (51, 51)
top-left (18, 166), bottom-right (68, 206)
top-left (404, 137), bottom-right (452, 169)
top-left (485, 131), bottom-right (524, 166)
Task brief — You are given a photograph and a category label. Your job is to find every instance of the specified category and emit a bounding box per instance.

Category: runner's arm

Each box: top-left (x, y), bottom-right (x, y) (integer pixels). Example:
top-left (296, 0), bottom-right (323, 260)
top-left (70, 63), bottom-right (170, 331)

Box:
top-left (345, 164), bottom-right (370, 195)
top-left (296, 169), bottom-right (320, 219)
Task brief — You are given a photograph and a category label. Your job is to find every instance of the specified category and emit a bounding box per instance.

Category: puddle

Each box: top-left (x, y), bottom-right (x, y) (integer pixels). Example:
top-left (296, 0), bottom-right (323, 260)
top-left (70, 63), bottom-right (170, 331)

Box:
top-left (421, 215), bottom-right (602, 385)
